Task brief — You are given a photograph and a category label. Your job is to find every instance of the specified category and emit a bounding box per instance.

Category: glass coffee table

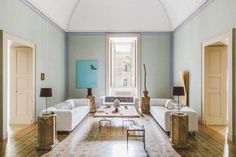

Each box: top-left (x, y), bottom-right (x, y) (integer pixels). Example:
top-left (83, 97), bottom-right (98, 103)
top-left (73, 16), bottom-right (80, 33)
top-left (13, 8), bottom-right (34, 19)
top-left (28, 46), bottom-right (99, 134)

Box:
top-left (94, 106), bottom-right (140, 131)
top-left (127, 124), bottom-right (145, 149)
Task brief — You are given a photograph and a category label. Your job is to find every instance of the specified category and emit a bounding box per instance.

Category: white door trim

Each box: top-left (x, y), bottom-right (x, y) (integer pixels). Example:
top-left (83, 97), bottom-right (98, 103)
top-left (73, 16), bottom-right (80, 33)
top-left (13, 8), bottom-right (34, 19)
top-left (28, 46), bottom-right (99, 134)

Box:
top-left (201, 28), bottom-right (234, 141)
top-left (2, 31), bottom-right (36, 140)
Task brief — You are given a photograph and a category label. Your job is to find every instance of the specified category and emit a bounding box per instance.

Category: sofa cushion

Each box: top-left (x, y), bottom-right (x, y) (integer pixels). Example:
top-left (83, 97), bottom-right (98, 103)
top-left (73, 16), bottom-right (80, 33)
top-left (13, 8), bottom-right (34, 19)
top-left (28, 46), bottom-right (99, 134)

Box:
top-left (68, 99), bottom-right (90, 107)
top-left (150, 99), bottom-right (172, 107)
top-left (55, 101), bottom-right (73, 110)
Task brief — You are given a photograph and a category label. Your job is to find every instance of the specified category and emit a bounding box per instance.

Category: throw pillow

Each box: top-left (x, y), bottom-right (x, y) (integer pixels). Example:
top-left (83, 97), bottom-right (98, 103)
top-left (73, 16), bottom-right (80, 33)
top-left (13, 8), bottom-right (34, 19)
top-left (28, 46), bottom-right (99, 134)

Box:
top-left (54, 102), bottom-right (65, 110)
top-left (165, 100), bottom-right (178, 110)
top-left (65, 99), bottom-right (75, 108)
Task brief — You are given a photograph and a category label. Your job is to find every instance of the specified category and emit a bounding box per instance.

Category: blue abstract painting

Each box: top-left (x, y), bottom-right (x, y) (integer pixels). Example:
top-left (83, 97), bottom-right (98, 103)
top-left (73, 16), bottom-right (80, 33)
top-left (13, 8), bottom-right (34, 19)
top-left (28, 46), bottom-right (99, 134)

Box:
top-left (76, 60), bottom-right (98, 89)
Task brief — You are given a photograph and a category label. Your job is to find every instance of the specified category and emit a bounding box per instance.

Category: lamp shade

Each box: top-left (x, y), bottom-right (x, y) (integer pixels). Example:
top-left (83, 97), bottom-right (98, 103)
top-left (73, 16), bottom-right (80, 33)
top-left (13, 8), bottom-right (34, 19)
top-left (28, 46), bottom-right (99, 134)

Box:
top-left (40, 88), bottom-right (52, 97)
top-left (172, 86), bottom-right (185, 96)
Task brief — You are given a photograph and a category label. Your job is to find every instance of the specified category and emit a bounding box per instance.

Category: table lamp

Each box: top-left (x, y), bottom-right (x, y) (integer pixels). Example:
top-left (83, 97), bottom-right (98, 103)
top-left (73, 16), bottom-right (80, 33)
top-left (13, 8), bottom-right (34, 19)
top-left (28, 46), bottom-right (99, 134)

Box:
top-left (40, 88), bottom-right (52, 114)
top-left (172, 86), bottom-right (185, 114)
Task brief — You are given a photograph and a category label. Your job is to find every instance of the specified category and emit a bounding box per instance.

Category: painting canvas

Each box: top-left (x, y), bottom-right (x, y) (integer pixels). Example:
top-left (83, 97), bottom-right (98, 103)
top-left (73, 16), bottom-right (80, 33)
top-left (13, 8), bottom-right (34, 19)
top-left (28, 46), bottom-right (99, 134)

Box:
top-left (76, 60), bottom-right (98, 89)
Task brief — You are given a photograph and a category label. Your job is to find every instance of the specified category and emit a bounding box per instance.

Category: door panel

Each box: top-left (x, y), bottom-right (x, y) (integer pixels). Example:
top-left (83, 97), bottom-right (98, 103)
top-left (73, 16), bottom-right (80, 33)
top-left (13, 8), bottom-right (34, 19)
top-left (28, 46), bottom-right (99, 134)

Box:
top-left (205, 46), bottom-right (227, 125)
top-left (10, 47), bottom-right (33, 124)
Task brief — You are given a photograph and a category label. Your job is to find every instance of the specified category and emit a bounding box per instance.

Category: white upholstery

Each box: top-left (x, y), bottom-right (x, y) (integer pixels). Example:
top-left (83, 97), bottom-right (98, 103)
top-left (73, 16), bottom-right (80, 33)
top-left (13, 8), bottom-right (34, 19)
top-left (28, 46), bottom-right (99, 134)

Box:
top-left (40, 99), bottom-right (90, 132)
top-left (100, 96), bottom-right (139, 111)
top-left (150, 98), bottom-right (198, 132)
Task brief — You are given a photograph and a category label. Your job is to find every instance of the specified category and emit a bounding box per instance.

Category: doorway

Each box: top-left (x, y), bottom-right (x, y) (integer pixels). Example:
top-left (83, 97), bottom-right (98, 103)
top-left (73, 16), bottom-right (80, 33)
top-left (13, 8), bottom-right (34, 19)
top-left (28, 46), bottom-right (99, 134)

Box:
top-left (1, 32), bottom-right (36, 140)
top-left (204, 45), bottom-right (228, 136)
top-left (9, 43), bottom-right (34, 126)
top-left (201, 29), bottom-right (234, 141)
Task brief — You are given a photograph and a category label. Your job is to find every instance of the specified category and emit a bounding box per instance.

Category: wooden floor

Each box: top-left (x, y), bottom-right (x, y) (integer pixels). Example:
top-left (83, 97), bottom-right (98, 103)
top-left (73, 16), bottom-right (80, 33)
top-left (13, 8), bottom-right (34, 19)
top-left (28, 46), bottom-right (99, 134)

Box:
top-left (176, 124), bottom-right (236, 157)
top-left (1, 117), bottom-right (236, 157)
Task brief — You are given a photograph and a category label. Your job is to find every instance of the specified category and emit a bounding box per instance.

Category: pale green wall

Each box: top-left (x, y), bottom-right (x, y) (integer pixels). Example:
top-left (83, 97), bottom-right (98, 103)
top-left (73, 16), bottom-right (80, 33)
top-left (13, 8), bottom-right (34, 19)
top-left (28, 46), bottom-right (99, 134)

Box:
top-left (140, 34), bottom-right (171, 98)
top-left (0, 0), bottom-right (66, 138)
top-left (173, 0), bottom-right (236, 136)
top-left (0, 31), bottom-right (3, 139)
top-left (68, 35), bottom-right (106, 100)
top-left (68, 33), bottom-right (171, 101)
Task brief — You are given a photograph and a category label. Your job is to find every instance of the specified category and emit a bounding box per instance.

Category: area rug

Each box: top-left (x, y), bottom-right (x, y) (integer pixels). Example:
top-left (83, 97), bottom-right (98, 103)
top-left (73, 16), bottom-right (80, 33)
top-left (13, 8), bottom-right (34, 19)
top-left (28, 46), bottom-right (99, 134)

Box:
top-left (42, 115), bottom-right (180, 157)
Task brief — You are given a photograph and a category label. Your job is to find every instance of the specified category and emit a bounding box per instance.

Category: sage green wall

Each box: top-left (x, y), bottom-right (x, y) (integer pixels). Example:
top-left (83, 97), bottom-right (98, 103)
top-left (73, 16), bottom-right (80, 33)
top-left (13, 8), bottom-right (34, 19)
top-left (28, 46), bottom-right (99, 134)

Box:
top-left (68, 33), bottom-right (171, 101)
top-left (0, 0), bottom-right (66, 138)
top-left (0, 31), bottom-right (3, 140)
top-left (173, 0), bottom-right (236, 137)
top-left (140, 34), bottom-right (171, 98)
top-left (68, 35), bottom-right (106, 100)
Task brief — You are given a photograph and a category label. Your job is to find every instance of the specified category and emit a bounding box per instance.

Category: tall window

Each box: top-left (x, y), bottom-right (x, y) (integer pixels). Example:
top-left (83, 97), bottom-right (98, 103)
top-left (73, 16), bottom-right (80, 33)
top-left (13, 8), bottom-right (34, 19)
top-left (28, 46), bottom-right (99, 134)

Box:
top-left (106, 35), bottom-right (140, 96)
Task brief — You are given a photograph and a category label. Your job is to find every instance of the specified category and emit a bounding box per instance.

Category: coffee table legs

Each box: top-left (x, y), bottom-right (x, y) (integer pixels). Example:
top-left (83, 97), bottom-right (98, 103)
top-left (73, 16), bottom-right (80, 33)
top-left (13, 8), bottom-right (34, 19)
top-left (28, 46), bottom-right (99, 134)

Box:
top-left (99, 118), bottom-right (111, 132)
top-left (122, 119), bottom-right (135, 129)
top-left (127, 129), bottom-right (145, 150)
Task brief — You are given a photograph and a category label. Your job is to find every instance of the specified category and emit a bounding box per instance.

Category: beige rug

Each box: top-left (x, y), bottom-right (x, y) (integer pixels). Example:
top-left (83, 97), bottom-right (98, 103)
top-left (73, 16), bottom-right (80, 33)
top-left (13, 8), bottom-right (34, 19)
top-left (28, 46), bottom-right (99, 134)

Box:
top-left (43, 115), bottom-right (180, 157)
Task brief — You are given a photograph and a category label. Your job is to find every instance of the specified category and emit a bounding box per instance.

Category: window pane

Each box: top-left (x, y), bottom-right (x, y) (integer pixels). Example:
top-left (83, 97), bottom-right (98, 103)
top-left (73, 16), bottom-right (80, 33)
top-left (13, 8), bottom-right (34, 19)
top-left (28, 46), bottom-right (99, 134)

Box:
top-left (109, 37), bottom-right (138, 96)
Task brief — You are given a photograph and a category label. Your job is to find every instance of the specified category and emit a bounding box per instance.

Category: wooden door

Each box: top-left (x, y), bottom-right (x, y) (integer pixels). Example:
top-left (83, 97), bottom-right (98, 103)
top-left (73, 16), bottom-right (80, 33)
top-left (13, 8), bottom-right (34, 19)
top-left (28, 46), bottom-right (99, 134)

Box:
top-left (205, 46), bottom-right (227, 125)
top-left (10, 47), bottom-right (33, 124)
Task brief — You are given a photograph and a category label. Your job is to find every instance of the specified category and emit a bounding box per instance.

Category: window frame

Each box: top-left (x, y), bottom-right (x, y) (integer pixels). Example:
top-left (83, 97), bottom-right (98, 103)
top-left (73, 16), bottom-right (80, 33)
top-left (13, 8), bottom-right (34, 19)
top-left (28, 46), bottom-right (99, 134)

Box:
top-left (106, 34), bottom-right (140, 97)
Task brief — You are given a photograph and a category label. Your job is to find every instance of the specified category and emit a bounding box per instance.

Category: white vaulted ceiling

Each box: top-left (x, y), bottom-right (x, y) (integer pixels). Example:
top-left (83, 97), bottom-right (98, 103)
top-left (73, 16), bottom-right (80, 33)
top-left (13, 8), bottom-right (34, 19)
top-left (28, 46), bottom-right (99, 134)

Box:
top-left (26, 0), bottom-right (208, 32)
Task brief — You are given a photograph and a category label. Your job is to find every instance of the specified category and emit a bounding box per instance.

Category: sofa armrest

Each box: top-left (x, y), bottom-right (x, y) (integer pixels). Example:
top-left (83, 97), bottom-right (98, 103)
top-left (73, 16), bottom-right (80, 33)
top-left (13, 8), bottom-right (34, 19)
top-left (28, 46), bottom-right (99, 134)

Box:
top-left (134, 97), bottom-right (140, 110)
top-left (54, 110), bottom-right (73, 131)
top-left (100, 96), bottom-right (105, 105)
top-left (150, 98), bottom-right (172, 107)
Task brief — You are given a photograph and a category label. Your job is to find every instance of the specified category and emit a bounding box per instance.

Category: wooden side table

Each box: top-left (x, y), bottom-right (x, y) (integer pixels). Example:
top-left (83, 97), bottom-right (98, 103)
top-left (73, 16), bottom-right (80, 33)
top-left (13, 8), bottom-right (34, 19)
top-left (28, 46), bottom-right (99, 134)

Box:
top-left (37, 113), bottom-right (58, 150)
top-left (170, 112), bottom-right (189, 148)
top-left (88, 95), bottom-right (96, 113)
top-left (141, 96), bottom-right (150, 114)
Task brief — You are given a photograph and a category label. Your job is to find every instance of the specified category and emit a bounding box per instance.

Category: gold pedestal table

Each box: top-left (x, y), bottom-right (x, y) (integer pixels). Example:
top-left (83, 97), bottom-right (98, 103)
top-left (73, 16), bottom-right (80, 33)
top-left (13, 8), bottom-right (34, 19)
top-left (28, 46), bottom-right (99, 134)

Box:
top-left (88, 95), bottom-right (96, 113)
top-left (141, 96), bottom-right (150, 114)
top-left (170, 112), bottom-right (189, 148)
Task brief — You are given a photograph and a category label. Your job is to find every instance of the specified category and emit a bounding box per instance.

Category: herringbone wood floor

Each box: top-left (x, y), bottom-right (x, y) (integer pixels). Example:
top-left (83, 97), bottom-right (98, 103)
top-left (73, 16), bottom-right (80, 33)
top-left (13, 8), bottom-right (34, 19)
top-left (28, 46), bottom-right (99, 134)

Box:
top-left (0, 115), bottom-right (235, 157)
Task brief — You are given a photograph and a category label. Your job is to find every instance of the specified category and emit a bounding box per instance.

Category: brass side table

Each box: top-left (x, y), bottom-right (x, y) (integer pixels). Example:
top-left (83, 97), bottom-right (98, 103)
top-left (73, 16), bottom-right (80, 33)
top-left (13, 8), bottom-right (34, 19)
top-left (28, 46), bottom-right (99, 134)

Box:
top-left (141, 96), bottom-right (150, 114)
top-left (88, 95), bottom-right (96, 113)
top-left (170, 112), bottom-right (189, 148)
top-left (37, 113), bottom-right (58, 150)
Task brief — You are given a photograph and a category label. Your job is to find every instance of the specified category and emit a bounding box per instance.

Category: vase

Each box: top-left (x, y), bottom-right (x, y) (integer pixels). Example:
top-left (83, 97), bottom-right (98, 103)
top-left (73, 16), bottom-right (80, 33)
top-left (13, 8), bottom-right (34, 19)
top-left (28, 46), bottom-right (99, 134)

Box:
top-left (143, 90), bottom-right (149, 97)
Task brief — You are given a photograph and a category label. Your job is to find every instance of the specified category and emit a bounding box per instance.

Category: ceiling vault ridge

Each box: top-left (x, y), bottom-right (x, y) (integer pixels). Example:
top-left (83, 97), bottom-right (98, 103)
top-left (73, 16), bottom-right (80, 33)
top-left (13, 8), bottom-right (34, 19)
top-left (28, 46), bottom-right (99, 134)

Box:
top-left (21, 0), bottom-right (65, 32)
top-left (174, 0), bottom-right (215, 32)
top-left (66, 0), bottom-right (83, 31)
top-left (155, 0), bottom-right (172, 30)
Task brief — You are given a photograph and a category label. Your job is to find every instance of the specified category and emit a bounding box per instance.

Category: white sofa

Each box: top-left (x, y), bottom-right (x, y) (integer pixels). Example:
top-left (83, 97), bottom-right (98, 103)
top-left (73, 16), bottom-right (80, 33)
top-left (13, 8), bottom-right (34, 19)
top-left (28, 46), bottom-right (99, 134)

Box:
top-left (40, 99), bottom-right (90, 132)
top-left (150, 99), bottom-right (198, 133)
top-left (100, 96), bottom-right (139, 110)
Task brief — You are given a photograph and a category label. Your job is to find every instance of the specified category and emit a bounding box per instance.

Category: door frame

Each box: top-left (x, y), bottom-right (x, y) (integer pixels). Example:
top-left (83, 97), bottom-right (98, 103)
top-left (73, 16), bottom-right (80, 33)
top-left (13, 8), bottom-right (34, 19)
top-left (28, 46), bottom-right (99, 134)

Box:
top-left (201, 29), bottom-right (234, 141)
top-left (2, 31), bottom-right (36, 140)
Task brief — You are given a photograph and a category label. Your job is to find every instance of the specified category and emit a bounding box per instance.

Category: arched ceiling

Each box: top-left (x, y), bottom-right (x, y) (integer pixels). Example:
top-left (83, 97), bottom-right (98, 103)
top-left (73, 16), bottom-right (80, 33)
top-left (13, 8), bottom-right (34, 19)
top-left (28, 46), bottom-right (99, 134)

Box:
top-left (26, 0), bottom-right (207, 32)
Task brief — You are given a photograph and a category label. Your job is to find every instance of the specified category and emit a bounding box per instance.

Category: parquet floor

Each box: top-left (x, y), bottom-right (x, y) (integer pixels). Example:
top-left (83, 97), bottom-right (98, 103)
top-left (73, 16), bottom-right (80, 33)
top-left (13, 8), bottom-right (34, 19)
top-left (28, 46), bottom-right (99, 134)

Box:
top-left (0, 115), bottom-right (235, 157)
